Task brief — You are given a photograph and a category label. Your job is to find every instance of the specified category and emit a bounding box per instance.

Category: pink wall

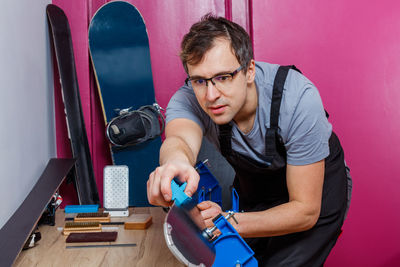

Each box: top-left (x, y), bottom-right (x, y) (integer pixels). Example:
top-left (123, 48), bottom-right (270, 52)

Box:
top-left (252, 0), bottom-right (400, 266)
top-left (52, 0), bottom-right (400, 265)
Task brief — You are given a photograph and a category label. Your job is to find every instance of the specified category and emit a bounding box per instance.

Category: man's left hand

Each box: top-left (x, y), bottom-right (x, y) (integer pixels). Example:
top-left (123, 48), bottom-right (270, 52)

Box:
top-left (197, 201), bottom-right (224, 228)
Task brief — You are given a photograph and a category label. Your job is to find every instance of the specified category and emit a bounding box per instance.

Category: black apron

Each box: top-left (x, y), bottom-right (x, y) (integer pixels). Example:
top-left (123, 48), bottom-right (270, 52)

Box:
top-left (218, 66), bottom-right (348, 266)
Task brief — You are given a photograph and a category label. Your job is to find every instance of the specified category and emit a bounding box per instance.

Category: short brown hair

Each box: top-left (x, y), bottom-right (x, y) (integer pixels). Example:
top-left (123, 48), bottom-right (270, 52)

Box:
top-left (180, 14), bottom-right (254, 73)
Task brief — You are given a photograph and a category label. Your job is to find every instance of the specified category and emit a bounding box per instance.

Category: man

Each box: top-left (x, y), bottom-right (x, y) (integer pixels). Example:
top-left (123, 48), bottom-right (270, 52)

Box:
top-left (147, 14), bottom-right (349, 266)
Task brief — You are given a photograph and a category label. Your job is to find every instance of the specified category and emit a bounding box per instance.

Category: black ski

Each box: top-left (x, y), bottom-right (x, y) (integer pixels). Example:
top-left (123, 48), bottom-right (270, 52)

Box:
top-left (46, 4), bottom-right (99, 204)
top-left (0, 158), bottom-right (75, 266)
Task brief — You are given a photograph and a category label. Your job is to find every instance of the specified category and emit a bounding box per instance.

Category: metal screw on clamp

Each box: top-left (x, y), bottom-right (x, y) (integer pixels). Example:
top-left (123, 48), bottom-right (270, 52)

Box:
top-left (203, 226), bottom-right (217, 241)
top-left (226, 211), bottom-right (238, 224)
top-left (202, 211), bottom-right (239, 241)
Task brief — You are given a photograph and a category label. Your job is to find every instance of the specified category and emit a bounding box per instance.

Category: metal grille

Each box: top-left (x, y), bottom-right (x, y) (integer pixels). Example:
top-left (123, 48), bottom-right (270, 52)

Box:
top-left (103, 165), bottom-right (129, 209)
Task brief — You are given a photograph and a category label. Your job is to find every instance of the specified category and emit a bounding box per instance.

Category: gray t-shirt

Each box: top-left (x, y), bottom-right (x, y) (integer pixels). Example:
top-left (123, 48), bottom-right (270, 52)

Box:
top-left (166, 61), bottom-right (332, 166)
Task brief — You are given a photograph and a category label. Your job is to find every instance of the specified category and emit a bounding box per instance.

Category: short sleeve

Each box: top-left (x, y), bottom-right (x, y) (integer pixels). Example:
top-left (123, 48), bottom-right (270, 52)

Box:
top-left (285, 83), bottom-right (332, 165)
top-left (165, 85), bottom-right (209, 134)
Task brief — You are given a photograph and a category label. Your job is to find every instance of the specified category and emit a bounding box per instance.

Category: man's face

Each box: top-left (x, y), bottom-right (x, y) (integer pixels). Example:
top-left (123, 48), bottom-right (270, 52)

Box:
top-left (186, 39), bottom-right (255, 125)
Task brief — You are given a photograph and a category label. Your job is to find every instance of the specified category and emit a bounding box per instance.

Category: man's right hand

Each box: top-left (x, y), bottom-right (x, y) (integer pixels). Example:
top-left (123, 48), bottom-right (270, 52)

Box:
top-left (147, 118), bottom-right (203, 207)
top-left (147, 160), bottom-right (200, 207)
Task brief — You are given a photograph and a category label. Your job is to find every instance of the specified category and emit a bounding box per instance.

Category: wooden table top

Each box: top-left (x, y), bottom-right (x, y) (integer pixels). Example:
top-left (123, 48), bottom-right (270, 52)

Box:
top-left (14, 207), bottom-right (184, 267)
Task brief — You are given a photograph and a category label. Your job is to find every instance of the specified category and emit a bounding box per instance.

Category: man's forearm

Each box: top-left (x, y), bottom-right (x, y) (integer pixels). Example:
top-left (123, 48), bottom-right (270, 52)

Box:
top-left (159, 136), bottom-right (197, 166)
top-left (231, 161), bottom-right (324, 238)
top-left (233, 201), bottom-right (320, 238)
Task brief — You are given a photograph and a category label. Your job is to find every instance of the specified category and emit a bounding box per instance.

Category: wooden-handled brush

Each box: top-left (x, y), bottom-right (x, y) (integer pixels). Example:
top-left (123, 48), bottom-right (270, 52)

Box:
top-left (63, 221), bottom-right (102, 236)
top-left (74, 212), bottom-right (110, 223)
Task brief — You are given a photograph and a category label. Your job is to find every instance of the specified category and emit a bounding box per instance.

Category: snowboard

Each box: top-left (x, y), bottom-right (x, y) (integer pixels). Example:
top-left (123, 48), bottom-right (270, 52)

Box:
top-left (89, 1), bottom-right (161, 206)
top-left (46, 4), bottom-right (100, 204)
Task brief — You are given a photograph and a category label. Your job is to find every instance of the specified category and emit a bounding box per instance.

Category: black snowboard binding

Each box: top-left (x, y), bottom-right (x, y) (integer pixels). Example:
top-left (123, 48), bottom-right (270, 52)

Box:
top-left (106, 103), bottom-right (165, 147)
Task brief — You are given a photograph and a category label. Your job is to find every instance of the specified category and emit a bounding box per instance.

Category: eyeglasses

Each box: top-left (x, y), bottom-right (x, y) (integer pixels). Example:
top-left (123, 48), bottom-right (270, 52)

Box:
top-left (185, 65), bottom-right (244, 91)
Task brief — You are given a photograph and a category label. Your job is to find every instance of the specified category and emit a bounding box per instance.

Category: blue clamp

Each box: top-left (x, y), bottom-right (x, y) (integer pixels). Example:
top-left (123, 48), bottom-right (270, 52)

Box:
top-left (212, 214), bottom-right (258, 267)
top-left (210, 187), bottom-right (257, 266)
top-left (170, 177), bottom-right (257, 266)
top-left (198, 189), bottom-right (206, 203)
top-left (231, 187), bottom-right (239, 212)
top-left (195, 160), bottom-right (222, 206)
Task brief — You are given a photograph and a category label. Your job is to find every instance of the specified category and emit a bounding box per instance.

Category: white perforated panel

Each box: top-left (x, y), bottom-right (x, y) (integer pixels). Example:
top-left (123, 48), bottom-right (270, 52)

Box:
top-left (103, 165), bottom-right (129, 209)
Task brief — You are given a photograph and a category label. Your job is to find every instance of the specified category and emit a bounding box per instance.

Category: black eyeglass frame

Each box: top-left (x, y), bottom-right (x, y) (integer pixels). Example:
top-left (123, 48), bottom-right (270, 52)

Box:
top-left (185, 65), bottom-right (244, 87)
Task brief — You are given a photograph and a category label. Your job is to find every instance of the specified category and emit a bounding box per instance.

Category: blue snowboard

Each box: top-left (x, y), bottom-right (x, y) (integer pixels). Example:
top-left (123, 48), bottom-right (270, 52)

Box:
top-left (89, 1), bottom-right (160, 206)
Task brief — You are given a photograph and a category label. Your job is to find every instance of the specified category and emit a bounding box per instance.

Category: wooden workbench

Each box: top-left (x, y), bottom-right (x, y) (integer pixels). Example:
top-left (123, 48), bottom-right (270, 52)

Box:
top-left (14, 207), bottom-right (184, 267)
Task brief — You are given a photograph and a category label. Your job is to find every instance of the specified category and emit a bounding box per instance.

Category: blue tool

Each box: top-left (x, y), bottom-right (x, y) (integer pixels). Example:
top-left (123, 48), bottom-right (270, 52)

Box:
top-left (205, 213), bottom-right (258, 266)
top-left (169, 179), bottom-right (257, 267)
top-left (170, 178), bottom-right (192, 207)
top-left (195, 160), bottom-right (222, 207)
top-left (195, 159), bottom-right (239, 213)
top-left (64, 204), bottom-right (99, 213)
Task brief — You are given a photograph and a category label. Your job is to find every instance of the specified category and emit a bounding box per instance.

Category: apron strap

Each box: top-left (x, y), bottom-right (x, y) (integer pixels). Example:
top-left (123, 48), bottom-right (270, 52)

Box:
top-left (265, 65), bottom-right (300, 157)
top-left (218, 65), bottom-right (301, 159)
top-left (218, 123), bottom-right (233, 157)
